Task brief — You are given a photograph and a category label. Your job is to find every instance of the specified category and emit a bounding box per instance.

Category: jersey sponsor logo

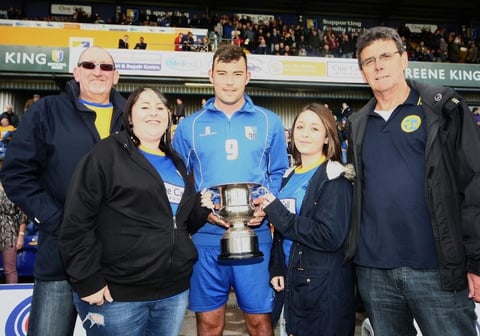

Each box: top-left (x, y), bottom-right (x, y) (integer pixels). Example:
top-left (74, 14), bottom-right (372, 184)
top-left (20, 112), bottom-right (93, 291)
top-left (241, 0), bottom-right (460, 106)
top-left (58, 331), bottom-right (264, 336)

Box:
top-left (164, 182), bottom-right (184, 204)
top-left (280, 198), bottom-right (296, 213)
top-left (401, 115), bottom-right (422, 133)
top-left (200, 126), bottom-right (215, 136)
top-left (244, 126), bottom-right (257, 140)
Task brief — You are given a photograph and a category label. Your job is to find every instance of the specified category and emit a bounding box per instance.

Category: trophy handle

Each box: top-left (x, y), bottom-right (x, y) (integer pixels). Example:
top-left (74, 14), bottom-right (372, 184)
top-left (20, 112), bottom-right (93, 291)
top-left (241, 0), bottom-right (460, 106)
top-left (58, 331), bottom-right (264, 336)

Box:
top-left (251, 186), bottom-right (269, 199)
top-left (249, 186), bottom-right (269, 210)
top-left (208, 187), bottom-right (225, 220)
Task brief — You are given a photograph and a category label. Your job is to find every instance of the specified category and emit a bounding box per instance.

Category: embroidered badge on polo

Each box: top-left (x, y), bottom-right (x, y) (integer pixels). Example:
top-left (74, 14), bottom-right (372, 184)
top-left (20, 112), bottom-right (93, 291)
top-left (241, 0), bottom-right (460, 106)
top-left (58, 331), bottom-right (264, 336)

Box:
top-left (401, 115), bottom-right (422, 133)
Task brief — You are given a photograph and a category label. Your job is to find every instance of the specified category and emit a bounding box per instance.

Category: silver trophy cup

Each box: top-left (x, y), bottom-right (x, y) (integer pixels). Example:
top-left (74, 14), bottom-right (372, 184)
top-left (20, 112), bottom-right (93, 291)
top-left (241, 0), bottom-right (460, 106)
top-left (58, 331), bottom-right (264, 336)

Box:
top-left (214, 183), bottom-right (266, 260)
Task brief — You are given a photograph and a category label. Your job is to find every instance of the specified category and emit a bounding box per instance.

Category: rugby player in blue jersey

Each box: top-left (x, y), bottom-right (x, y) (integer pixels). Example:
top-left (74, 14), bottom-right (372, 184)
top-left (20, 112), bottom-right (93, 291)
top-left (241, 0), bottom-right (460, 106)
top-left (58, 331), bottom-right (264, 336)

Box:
top-left (173, 44), bottom-right (289, 336)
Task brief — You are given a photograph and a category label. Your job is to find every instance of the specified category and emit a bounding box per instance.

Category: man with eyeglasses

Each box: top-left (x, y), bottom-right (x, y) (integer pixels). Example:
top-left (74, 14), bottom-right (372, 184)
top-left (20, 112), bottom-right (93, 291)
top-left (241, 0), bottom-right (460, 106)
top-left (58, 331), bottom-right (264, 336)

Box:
top-left (345, 26), bottom-right (480, 335)
top-left (0, 46), bottom-right (126, 336)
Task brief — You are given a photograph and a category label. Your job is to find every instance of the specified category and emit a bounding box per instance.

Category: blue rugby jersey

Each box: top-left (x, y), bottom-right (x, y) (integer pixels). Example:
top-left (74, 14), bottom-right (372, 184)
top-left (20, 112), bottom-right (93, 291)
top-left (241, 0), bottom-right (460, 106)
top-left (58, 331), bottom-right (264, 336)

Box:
top-left (173, 95), bottom-right (289, 246)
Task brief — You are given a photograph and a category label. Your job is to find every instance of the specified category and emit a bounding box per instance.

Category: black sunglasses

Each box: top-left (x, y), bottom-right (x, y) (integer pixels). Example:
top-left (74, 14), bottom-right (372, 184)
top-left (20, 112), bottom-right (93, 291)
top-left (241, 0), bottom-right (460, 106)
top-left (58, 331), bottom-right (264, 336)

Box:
top-left (78, 61), bottom-right (115, 71)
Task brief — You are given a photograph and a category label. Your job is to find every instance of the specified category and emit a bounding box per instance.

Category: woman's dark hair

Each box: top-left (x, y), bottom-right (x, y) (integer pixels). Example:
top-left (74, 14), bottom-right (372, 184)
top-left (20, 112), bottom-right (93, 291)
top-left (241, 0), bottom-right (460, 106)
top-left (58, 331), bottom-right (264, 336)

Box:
top-left (290, 103), bottom-right (342, 166)
top-left (122, 87), bottom-right (174, 156)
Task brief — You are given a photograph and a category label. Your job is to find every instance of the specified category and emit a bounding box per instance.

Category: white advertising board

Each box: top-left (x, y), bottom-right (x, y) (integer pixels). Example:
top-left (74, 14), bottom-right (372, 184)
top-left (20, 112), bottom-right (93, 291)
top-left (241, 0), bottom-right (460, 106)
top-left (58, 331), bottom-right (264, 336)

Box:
top-left (0, 284), bottom-right (85, 336)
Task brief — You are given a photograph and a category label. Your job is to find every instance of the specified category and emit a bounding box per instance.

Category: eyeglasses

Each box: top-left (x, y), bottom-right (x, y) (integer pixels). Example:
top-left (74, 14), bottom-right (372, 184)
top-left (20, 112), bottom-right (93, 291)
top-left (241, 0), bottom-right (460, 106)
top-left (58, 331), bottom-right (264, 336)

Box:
top-left (361, 51), bottom-right (401, 68)
top-left (78, 62), bottom-right (115, 71)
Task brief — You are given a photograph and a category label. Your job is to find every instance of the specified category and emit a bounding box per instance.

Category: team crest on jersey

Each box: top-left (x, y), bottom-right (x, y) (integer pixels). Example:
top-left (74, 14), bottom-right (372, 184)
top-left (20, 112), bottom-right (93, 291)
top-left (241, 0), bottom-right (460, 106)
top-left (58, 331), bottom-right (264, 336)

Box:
top-left (401, 115), bottom-right (422, 133)
top-left (245, 126), bottom-right (257, 140)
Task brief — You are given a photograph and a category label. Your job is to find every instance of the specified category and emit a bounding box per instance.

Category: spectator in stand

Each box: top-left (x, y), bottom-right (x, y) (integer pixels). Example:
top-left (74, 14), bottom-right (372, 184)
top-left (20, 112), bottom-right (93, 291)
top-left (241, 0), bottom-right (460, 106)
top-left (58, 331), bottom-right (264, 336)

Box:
top-left (438, 36), bottom-right (449, 62)
top-left (243, 21), bottom-right (256, 52)
top-left (173, 98), bottom-right (185, 124)
top-left (466, 40), bottom-right (478, 63)
top-left (447, 33), bottom-right (461, 63)
top-left (338, 101), bottom-right (352, 121)
top-left (118, 34), bottom-right (129, 49)
top-left (473, 107), bottom-right (480, 126)
top-left (284, 30), bottom-right (295, 50)
top-left (134, 36), bottom-right (147, 50)
top-left (272, 43), bottom-right (281, 55)
top-left (263, 30), bottom-right (272, 51)
top-left (308, 29), bottom-right (322, 56)
top-left (197, 36), bottom-right (210, 52)
top-left (182, 32), bottom-right (195, 51)
top-left (0, 182), bottom-right (27, 284)
top-left (0, 104), bottom-right (19, 128)
top-left (298, 46), bottom-right (308, 56)
top-left (223, 18), bottom-right (234, 44)
top-left (24, 93), bottom-right (40, 112)
top-left (7, 6), bottom-right (23, 20)
top-left (72, 8), bottom-right (88, 23)
top-left (339, 32), bottom-right (355, 58)
top-left (215, 16), bottom-right (225, 45)
top-left (284, 128), bottom-right (293, 167)
top-left (255, 36), bottom-right (268, 55)
top-left (174, 33), bottom-right (183, 51)
top-left (319, 43), bottom-right (334, 58)
top-left (325, 29), bottom-right (340, 57)
top-left (297, 34), bottom-right (307, 53)
top-left (208, 25), bottom-right (220, 52)
top-left (270, 27), bottom-right (283, 53)
top-left (93, 13), bottom-right (104, 24)
top-left (232, 30), bottom-right (244, 47)
top-left (0, 116), bottom-right (15, 141)
top-left (418, 45), bottom-right (436, 62)
top-left (189, 14), bottom-right (201, 28)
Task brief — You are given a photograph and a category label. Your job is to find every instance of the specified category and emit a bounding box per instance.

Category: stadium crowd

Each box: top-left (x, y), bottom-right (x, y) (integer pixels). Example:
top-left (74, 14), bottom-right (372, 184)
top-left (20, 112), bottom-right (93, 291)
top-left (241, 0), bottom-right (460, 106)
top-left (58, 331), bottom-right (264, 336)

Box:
top-left (3, 5), bottom-right (479, 63)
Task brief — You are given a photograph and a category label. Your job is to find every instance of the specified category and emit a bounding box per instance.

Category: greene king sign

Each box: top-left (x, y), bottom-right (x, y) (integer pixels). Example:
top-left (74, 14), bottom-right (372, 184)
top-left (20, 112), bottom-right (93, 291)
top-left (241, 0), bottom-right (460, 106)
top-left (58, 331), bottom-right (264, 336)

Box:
top-left (0, 46), bottom-right (69, 72)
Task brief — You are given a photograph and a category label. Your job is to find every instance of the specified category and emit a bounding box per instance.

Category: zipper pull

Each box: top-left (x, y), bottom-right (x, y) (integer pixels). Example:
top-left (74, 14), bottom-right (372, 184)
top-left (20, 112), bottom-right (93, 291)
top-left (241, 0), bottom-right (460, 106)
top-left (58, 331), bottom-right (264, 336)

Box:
top-left (297, 250), bottom-right (304, 271)
top-left (173, 215), bottom-right (177, 229)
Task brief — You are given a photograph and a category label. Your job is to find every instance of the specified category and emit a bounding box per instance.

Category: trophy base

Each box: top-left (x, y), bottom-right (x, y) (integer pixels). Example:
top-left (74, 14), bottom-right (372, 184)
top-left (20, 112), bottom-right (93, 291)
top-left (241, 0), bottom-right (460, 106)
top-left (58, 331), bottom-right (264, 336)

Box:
top-left (218, 227), bottom-right (264, 260)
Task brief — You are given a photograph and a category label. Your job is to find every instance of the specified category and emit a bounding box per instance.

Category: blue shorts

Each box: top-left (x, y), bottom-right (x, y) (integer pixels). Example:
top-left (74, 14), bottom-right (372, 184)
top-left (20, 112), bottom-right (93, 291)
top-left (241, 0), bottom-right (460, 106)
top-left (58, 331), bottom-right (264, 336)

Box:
top-left (188, 243), bottom-right (274, 314)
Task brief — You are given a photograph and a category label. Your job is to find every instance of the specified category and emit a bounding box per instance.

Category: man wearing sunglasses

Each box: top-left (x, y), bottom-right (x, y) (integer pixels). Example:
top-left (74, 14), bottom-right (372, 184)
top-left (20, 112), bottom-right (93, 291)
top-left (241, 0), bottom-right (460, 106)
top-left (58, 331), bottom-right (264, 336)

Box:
top-left (0, 46), bottom-right (126, 336)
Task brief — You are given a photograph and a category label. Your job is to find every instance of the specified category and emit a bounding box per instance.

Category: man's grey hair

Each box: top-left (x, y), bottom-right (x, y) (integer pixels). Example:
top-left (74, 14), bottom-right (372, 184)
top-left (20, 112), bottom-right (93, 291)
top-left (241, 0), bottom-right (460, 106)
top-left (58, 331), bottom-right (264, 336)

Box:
top-left (356, 26), bottom-right (404, 69)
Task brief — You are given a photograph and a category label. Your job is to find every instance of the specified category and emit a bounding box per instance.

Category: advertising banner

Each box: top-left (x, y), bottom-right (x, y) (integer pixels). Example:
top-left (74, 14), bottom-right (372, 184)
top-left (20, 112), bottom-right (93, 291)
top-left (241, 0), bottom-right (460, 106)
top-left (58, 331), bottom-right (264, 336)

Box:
top-left (0, 46), bottom-right (69, 73)
top-left (0, 284), bottom-right (85, 336)
top-left (0, 45), bottom-right (479, 89)
top-left (0, 19), bottom-right (207, 51)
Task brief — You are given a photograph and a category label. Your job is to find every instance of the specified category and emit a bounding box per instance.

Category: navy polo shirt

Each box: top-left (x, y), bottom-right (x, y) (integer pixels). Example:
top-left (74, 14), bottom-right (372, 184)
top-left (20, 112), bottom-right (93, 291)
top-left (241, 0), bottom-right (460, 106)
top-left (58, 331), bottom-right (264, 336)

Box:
top-left (356, 90), bottom-right (438, 269)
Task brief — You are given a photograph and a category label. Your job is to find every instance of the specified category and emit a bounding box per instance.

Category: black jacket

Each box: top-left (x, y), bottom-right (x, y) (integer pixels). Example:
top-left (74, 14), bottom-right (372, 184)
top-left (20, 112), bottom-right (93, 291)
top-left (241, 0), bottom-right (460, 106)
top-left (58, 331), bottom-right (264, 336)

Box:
top-left (60, 131), bottom-right (210, 300)
top-left (267, 161), bottom-right (355, 336)
top-left (345, 80), bottom-right (480, 291)
top-left (0, 79), bottom-right (125, 280)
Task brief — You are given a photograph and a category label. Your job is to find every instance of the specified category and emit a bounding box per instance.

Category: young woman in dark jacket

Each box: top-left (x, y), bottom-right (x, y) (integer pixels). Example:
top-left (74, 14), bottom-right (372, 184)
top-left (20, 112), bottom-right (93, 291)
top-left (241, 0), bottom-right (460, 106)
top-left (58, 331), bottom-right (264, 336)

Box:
top-left (60, 87), bottom-right (210, 336)
top-left (258, 103), bottom-right (355, 336)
